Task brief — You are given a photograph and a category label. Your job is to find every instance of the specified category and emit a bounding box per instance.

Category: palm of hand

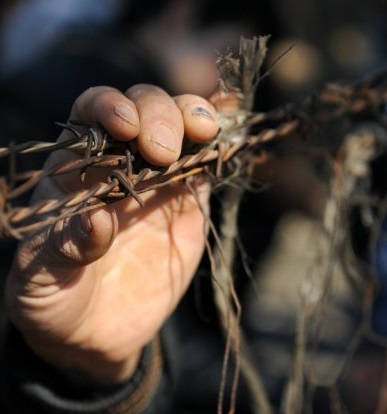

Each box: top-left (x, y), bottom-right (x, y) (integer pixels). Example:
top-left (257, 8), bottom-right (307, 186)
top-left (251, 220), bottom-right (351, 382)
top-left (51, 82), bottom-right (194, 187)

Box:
top-left (67, 185), bottom-right (208, 357)
top-left (7, 184), bottom-right (208, 371)
top-left (5, 83), bottom-right (218, 381)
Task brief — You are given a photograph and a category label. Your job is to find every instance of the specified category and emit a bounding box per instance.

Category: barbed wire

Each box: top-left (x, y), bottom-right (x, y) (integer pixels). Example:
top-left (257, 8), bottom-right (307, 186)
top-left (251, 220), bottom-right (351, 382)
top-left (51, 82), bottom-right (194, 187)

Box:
top-left (1, 35), bottom-right (387, 414)
top-left (0, 65), bottom-right (386, 239)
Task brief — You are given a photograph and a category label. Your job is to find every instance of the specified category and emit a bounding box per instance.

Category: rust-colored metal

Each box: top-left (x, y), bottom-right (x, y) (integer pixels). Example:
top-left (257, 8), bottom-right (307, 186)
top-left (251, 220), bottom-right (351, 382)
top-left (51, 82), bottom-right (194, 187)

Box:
top-left (0, 67), bottom-right (386, 239)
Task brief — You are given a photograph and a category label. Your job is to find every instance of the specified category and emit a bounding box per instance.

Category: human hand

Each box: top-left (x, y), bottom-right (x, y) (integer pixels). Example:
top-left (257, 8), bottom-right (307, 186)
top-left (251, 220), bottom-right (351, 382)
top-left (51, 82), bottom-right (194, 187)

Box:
top-left (5, 84), bottom-right (218, 384)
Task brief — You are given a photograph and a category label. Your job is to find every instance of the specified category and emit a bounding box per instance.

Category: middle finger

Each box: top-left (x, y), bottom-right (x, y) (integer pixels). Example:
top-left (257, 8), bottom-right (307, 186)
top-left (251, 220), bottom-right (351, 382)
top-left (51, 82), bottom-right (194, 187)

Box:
top-left (125, 84), bottom-right (184, 166)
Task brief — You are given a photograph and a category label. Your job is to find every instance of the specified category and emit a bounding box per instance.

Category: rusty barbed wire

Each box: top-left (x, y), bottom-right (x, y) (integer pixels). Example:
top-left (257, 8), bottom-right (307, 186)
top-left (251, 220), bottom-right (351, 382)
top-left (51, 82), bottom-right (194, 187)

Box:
top-left (0, 34), bottom-right (385, 414)
top-left (0, 63), bottom-right (386, 239)
top-left (0, 120), bottom-right (299, 238)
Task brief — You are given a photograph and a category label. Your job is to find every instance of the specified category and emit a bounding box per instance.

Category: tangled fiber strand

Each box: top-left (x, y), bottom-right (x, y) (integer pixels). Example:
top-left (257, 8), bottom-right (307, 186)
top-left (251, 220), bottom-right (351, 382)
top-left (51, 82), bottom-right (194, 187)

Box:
top-left (0, 50), bottom-right (385, 238)
top-left (0, 35), bottom-right (387, 413)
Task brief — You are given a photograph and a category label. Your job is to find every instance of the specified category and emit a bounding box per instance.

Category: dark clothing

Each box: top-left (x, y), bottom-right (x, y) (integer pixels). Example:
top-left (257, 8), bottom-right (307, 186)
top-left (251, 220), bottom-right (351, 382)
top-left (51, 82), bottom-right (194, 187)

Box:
top-left (1, 3), bottom-right (387, 413)
top-left (1, 285), bottom-right (255, 414)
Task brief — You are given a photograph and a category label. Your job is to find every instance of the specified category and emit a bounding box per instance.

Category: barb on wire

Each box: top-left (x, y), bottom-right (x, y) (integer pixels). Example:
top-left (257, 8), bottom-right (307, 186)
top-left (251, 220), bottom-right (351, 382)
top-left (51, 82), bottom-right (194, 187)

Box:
top-left (0, 35), bottom-right (387, 414)
top-left (0, 43), bottom-right (386, 239)
top-left (0, 119), bottom-right (301, 238)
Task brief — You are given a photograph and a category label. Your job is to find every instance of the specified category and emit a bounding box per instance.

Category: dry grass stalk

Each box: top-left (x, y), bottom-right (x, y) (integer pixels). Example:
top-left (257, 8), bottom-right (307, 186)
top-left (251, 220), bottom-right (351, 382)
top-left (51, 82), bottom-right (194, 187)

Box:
top-left (0, 35), bottom-right (386, 413)
top-left (211, 36), bottom-right (273, 414)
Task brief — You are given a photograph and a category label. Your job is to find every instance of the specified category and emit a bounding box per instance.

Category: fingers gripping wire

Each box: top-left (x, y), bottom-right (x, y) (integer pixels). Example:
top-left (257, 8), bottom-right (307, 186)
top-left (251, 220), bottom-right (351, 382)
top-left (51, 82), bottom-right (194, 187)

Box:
top-left (0, 46), bottom-right (386, 238)
top-left (0, 120), bottom-right (111, 159)
top-left (59, 120), bottom-right (110, 156)
top-left (62, 124), bottom-right (145, 207)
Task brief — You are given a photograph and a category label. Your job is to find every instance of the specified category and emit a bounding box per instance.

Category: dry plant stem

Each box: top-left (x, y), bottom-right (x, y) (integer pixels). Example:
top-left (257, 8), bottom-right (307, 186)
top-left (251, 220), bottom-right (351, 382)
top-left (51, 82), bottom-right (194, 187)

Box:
top-left (188, 177), bottom-right (271, 414)
top-left (213, 185), bottom-right (244, 414)
top-left (212, 184), bottom-right (272, 414)
top-left (186, 180), bottom-right (237, 414)
top-left (283, 122), bottom-right (385, 413)
top-left (0, 36), bottom-right (387, 414)
top-left (210, 35), bottom-right (273, 414)
top-left (283, 308), bottom-right (308, 414)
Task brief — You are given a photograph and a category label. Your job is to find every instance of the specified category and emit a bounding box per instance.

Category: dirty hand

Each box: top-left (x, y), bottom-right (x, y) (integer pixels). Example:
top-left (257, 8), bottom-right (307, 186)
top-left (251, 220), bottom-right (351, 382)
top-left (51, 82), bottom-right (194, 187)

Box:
top-left (5, 84), bottom-right (218, 384)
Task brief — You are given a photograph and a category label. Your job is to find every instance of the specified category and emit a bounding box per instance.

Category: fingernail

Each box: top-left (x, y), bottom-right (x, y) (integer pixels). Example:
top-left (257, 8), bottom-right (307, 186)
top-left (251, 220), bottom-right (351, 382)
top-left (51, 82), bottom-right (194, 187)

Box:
top-left (150, 124), bottom-right (178, 153)
top-left (114, 104), bottom-right (137, 126)
top-left (191, 107), bottom-right (214, 120)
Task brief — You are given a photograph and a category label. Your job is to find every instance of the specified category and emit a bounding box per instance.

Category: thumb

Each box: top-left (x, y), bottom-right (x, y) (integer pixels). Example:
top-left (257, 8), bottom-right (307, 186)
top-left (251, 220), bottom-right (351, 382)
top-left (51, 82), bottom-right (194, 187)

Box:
top-left (9, 207), bottom-right (118, 291)
top-left (45, 207), bottom-right (118, 268)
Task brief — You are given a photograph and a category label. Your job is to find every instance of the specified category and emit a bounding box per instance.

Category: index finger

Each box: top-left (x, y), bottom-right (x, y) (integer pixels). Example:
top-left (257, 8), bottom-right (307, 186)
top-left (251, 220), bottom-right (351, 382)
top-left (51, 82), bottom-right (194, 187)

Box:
top-left (48, 87), bottom-right (141, 192)
top-left (67, 86), bottom-right (140, 141)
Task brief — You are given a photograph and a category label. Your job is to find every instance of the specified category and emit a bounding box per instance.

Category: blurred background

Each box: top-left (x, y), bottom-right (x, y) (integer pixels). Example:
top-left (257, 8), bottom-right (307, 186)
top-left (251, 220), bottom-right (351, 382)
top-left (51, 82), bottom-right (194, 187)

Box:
top-left (0, 1), bottom-right (387, 413)
top-left (1, 0), bottom-right (386, 136)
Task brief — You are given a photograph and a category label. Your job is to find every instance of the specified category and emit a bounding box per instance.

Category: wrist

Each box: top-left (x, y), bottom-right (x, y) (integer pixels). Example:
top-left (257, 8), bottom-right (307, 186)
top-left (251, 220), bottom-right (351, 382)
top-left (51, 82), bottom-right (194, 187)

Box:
top-left (26, 338), bottom-right (143, 387)
top-left (6, 326), bottom-right (164, 414)
top-left (54, 351), bottom-right (143, 389)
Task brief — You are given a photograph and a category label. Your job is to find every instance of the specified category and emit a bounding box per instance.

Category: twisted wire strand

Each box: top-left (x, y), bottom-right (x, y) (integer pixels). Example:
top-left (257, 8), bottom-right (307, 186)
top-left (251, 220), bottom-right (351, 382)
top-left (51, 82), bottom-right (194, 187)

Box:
top-left (0, 68), bottom-right (386, 238)
top-left (0, 121), bottom-right (299, 237)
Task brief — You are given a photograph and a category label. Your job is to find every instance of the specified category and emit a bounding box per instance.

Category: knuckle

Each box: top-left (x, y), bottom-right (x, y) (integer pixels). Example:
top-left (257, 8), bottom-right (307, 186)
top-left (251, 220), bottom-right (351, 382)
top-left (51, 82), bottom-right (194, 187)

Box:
top-left (72, 87), bottom-right (120, 119)
top-left (125, 84), bottom-right (168, 101)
